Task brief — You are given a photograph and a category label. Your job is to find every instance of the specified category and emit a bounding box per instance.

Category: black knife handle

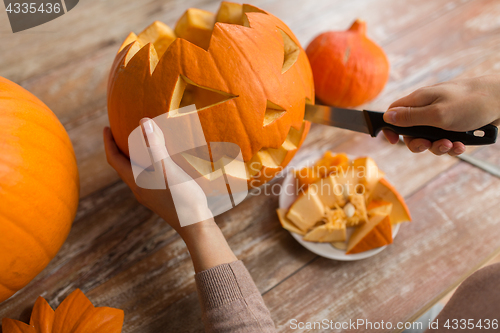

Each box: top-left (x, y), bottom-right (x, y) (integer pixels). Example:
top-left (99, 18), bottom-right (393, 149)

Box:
top-left (364, 110), bottom-right (498, 145)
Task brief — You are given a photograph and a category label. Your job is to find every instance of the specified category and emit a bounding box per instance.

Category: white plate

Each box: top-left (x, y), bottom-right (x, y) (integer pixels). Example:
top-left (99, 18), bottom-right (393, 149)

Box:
top-left (279, 152), bottom-right (401, 261)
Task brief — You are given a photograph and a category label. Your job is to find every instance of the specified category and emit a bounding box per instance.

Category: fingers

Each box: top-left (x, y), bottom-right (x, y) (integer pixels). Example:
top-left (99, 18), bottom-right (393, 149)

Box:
top-left (428, 139), bottom-right (453, 155)
top-left (382, 129), bottom-right (400, 144)
top-left (140, 118), bottom-right (169, 162)
top-left (103, 127), bottom-right (136, 187)
top-left (448, 142), bottom-right (466, 156)
top-left (403, 136), bottom-right (431, 153)
top-left (400, 135), bottom-right (466, 156)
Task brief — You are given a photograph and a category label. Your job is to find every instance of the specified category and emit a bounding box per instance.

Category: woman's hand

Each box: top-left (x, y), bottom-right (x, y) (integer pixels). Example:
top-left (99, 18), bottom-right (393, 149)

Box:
top-left (383, 75), bottom-right (500, 156)
top-left (103, 122), bottom-right (237, 272)
top-left (103, 125), bottom-right (182, 230)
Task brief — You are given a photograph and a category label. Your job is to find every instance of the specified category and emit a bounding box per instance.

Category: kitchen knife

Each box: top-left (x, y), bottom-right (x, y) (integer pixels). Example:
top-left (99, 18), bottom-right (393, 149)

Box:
top-left (304, 104), bottom-right (498, 145)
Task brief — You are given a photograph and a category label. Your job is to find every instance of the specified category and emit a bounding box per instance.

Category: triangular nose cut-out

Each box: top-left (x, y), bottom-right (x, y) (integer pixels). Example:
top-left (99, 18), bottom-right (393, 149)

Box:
top-left (264, 100), bottom-right (286, 126)
top-left (169, 75), bottom-right (237, 113)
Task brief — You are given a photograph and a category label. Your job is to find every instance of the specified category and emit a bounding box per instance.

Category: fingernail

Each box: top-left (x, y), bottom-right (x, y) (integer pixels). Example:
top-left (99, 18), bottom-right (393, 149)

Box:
top-left (439, 145), bottom-right (449, 153)
top-left (418, 145), bottom-right (427, 152)
top-left (454, 147), bottom-right (465, 154)
top-left (143, 120), bottom-right (154, 134)
top-left (384, 111), bottom-right (397, 124)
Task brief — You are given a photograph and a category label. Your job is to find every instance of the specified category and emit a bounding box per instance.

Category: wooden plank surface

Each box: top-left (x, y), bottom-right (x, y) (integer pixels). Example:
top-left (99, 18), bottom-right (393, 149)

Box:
top-left (1, 0), bottom-right (500, 332)
top-left (1, 0), bottom-right (491, 198)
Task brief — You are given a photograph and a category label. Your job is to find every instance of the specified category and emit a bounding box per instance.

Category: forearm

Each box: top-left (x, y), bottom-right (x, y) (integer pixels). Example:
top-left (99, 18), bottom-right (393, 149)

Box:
top-left (179, 221), bottom-right (276, 332)
top-left (180, 219), bottom-right (237, 273)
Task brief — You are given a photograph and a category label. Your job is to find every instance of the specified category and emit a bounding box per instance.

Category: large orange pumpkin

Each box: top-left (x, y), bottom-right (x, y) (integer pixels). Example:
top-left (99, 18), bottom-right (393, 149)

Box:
top-left (0, 77), bottom-right (79, 303)
top-left (306, 19), bottom-right (389, 107)
top-left (107, 2), bottom-right (314, 187)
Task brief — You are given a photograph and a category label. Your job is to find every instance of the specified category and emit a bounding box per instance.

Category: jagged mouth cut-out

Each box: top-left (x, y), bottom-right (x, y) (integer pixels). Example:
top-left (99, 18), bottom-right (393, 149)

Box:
top-left (181, 120), bottom-right (308, 181)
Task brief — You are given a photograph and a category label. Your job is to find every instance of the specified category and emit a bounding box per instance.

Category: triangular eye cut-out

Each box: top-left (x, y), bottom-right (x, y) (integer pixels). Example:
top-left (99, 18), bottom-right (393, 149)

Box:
top-left (264, 100), bottom-right (286, 126)
top-left (278, 28), bottom-right (300, 73)
top-left (169, 75), bottom-right (237, 113)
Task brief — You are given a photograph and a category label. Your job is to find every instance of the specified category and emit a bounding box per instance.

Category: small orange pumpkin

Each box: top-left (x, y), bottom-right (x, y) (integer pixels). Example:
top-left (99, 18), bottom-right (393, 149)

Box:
top-left (0, 77), bottom-right (79, 303)
top-left (107, 2), bottom-right (314, 187)
top-left (306, 19), bottom-right (389, 107)
top-left (2, 289), bottom-right (124, 332)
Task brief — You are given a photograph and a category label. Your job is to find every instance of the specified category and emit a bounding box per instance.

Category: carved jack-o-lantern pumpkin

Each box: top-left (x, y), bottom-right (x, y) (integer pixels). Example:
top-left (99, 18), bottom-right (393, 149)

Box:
top-left (107, 2), bottom-right (314, 187)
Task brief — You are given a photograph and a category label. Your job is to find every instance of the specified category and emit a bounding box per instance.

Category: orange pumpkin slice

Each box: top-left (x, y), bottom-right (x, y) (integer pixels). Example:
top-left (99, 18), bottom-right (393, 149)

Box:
top-left (276, 208), bottom-right (305, 235)
top-left (367, 199), bottom-right (393, 217)
top-left (346, 214), bottom-right (392, 254)
top-left (369, 178), bottom-right (411, 225)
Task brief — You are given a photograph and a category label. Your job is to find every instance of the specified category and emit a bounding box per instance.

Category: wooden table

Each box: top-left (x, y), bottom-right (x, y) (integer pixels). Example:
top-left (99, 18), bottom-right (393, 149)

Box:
top-left (1, 0), bottom-right (500, 332)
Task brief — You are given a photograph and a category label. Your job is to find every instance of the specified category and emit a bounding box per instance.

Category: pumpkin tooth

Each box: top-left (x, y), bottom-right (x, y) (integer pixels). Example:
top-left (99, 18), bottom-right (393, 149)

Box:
top-left (247, 150), bottom-right (278, 172)
top-left (241, 4), bottom-right (267, 27)
top-left (181, 152), bottom-right (223, 181)
top-left (248, 120), bottom-right (306, 177)
top-left (148, 44), bottom-right (159, 74)
top-left (118, 32), bottom-right (138, 54)
top-left (137, 21), bottom-right (176, 59)
top-left (123, 41), bottom-right (142, 66)
top-left (122, 42), bottom-right (160, 75)
top-left (282, 121), bottom-right (306, 151)
top-left (216, 155), bottom-right (250, 180)
top-left (182, 152), bottom-right (251, 181)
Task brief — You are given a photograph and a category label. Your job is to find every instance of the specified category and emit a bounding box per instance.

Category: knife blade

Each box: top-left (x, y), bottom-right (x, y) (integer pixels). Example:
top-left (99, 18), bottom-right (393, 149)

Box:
top-left (304, 104), bottom-right (498, 145)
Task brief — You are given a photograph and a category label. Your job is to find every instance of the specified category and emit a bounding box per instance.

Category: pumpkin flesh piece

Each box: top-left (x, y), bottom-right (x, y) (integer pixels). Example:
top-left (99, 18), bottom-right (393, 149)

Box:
top-left (309, 175), bottom-right (345, 208)
top-left (367, 199), bottom-right (393, 217)
top-left (276, 208), bottom-right (305, 235)
top-left (286, 186), bottom-right (326, 232)
top-left (346, 214), bottom-right (392, 254)
top-left (303, 223), bottom-right (346, 243)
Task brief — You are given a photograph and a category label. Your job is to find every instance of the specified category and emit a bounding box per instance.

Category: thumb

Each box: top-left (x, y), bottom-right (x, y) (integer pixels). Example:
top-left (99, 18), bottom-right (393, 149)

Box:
top-left (140, 118), bottom-right (170, 162)
top-left (384, 105), bottom-right (439, 127)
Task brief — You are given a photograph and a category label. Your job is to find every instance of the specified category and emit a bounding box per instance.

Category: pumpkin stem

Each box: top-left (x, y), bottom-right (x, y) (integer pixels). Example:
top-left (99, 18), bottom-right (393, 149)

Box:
top-left (349, 19), bottom-right (366, 35)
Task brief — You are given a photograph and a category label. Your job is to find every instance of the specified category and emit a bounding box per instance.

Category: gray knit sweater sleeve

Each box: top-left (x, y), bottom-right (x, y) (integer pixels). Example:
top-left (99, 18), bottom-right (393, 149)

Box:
top-left (195, 260), bottom-right (276, 333)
